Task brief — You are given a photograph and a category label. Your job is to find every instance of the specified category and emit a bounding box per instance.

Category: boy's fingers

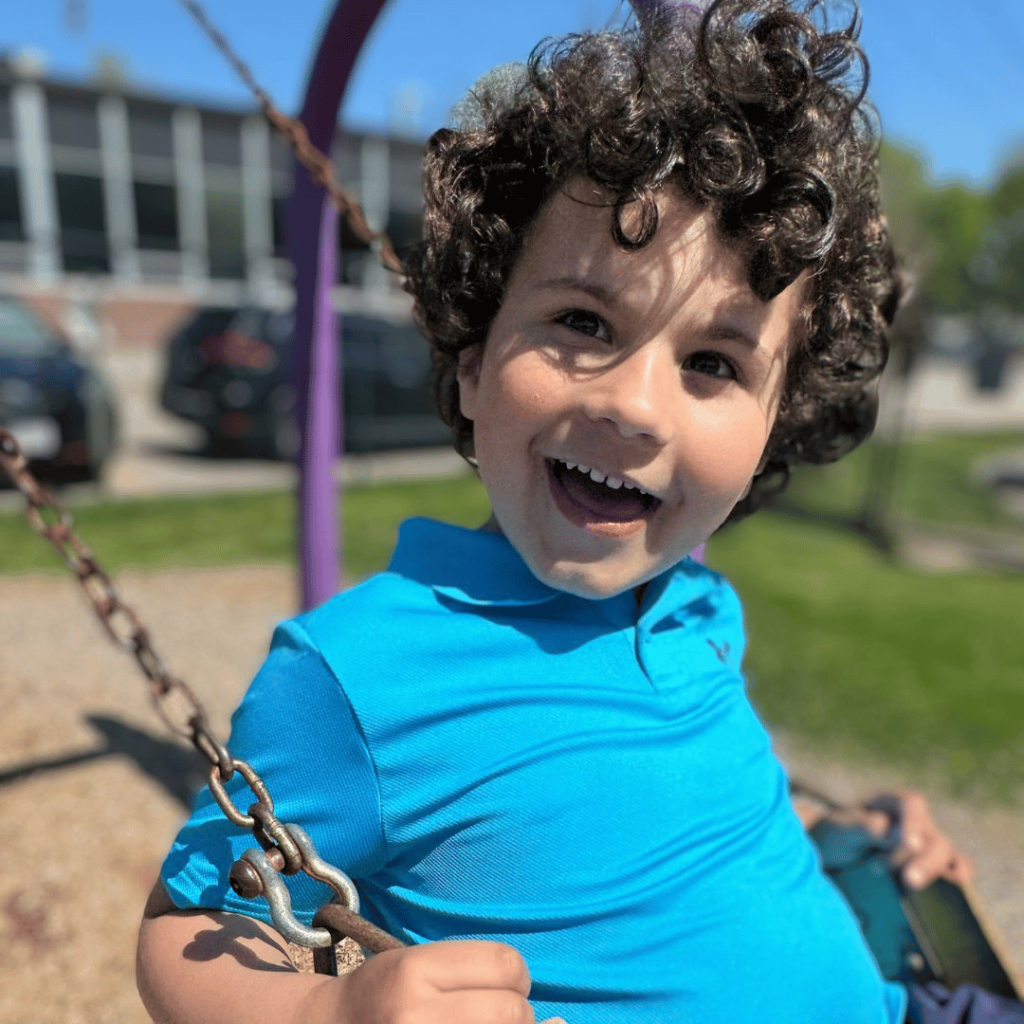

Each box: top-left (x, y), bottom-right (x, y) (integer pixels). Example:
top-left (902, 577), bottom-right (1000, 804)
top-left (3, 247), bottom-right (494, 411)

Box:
top-left (861, 808), bottom-right (893, 839)
top-left (415, 940), bottom-right (533, 996)
top-left (439, 988), bottom-right (537, 1024)
top-left (900, 835), bottom-right (970, 890)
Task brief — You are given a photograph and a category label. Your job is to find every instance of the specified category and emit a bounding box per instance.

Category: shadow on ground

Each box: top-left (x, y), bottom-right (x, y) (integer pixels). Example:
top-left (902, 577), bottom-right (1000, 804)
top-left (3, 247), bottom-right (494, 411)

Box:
top-left (0, 714), bottom-right (204, 810)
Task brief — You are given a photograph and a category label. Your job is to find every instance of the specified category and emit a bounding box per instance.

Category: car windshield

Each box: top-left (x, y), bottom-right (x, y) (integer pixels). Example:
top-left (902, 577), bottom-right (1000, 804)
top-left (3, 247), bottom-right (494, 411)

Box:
top-left (0, 298), bottom-right (60, 356)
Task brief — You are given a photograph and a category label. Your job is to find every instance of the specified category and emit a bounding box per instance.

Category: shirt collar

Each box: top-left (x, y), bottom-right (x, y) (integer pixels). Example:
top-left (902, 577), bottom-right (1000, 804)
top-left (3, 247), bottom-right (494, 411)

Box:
top-left (387, 518), bottom-right (562, 607)
top-left (387, 518), bottom-right (715, 623)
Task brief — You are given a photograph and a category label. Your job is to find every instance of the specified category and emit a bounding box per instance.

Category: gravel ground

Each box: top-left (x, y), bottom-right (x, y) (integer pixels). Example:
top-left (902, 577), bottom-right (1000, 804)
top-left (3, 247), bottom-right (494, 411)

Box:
top-left (1, 565), bottom-right (1021, 1023)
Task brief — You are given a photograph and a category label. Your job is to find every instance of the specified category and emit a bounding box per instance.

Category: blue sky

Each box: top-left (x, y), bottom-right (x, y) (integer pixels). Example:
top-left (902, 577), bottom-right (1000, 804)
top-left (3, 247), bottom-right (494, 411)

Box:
top-left (6, 0), bottom-right (1024, 190)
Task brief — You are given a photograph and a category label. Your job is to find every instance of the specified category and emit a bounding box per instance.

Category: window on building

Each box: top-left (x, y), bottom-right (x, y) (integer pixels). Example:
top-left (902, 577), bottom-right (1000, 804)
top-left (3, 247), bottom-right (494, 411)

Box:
top-left (202, 113), bottom-right (242, 167)
top-left (206, 187), bottom-right (245, 278)
top-left (55, 172), bottom-right (109, 272)
top-left (128, 102), bottom-right (175, 159)
top-left (134, 180), bottom-right (179, 250)
top-left (338, 216), bottom-right (371, 286)
top-left (388, 139), bottom-right (426, 209)
top-left (47, 93), bottom-right (101, 149)
top-left (0, 88), bottom-right (13, 141)
top-left (271, 193), bottom-right (288, 257)
top-left (270, 133), bottom-right (292, 177)
top-left (0, 167), bottom-right (23, 241)
top-left (331, 134), bottom-right (362, 190)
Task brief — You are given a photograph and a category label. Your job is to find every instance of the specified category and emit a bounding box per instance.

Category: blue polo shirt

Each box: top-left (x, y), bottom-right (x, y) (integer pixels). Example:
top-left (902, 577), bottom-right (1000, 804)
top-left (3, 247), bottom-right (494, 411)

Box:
top-left (162, 517), bottom-right (906, 1024)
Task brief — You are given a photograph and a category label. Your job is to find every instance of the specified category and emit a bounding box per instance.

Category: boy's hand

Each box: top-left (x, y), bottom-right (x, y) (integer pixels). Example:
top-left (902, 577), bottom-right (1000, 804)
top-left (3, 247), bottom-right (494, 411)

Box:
top-left (859, 789), bottom-right (973, 891)
top-left (794, 787), bottom-right (973, 891)
top-left (315, 939), bottom-right (567, 1024)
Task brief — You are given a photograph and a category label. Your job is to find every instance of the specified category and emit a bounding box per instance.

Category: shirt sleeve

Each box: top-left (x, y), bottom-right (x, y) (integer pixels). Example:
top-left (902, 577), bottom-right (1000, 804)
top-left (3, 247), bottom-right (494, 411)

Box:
top-left (160, 617), bottom-right (386, 926)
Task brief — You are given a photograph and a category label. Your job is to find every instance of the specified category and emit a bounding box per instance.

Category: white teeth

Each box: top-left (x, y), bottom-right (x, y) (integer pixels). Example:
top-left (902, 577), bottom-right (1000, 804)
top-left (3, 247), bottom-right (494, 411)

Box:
top-left (622, 479), bottom-right (650, 496)
top-left (555, 458), bottom-right (652, 497)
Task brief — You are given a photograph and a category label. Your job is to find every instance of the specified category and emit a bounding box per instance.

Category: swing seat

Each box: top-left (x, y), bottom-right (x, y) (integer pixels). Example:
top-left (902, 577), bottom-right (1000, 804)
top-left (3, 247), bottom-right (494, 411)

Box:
top-left (809, 819), bottom-right (1019, 999)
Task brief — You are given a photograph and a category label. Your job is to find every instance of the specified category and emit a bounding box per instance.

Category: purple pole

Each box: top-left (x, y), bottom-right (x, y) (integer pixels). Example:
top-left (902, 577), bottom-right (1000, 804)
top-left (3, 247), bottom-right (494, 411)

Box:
top-left (288, 0), bottom-right (390, 611)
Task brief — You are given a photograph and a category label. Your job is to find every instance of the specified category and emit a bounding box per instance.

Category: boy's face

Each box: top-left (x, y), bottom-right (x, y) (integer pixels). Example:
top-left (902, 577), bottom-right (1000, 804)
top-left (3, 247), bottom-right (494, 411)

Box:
top-left (457, 180), bottom-right (803, 599)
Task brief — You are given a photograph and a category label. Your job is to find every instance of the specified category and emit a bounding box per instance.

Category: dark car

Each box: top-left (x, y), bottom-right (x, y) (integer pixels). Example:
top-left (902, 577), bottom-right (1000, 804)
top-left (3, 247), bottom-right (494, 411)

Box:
top-left (160, 306), bottom-right (451, 458)
top-left (0, 295), bottom-right (118, 482)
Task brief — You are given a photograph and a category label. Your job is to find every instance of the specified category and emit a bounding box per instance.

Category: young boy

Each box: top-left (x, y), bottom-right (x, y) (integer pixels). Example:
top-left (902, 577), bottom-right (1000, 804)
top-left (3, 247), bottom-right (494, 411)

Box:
top-left (136, 2), bottom-right (983, 1022)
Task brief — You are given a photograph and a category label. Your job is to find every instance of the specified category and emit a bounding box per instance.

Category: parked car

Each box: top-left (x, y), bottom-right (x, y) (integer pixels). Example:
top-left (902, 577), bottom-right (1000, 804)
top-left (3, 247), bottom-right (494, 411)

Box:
top-left (0, 294), bottom-right (118, 483)
top-left (159, 306), bottom-right (451, 458)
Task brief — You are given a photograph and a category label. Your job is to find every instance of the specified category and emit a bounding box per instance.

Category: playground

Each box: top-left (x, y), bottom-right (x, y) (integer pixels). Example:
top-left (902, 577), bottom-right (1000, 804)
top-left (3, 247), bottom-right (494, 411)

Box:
top-left (2, 1), bottom-right (1024, 1021)
top-left (0, 562), bottom-right (1021, 1024)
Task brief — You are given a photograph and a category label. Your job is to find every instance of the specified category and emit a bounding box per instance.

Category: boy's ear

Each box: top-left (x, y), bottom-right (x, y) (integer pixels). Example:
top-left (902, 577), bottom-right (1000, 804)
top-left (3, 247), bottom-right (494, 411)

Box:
top-left (456, 344), bottom-right (483, 421)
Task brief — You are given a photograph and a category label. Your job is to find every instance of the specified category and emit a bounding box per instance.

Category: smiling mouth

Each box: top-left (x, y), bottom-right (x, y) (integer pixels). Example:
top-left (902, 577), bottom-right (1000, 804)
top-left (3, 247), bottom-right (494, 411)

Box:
top-left (547, 458), bottom-right (661, 532)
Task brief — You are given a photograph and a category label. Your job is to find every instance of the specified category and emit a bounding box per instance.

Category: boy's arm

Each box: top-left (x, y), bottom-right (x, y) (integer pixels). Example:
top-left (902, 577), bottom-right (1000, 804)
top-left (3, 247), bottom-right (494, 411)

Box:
top-left (137, 887), bottom-right (331, 1024)
top-left (137, 882), bottom-right (565, 1024)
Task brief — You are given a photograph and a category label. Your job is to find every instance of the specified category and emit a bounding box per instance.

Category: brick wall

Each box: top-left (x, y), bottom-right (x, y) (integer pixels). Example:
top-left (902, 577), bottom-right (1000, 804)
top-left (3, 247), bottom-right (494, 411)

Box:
top-left (17, 287), bottom-right (198, 352)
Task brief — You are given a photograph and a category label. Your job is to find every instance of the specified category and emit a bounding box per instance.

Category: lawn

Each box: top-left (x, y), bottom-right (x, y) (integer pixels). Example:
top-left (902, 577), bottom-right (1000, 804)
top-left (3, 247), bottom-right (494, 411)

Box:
top-left (706, 512), bottom-right (1023, 800)
top-left (2, 430), bottom-right (1021, 798)
top-left (0, 471), bottom-right (490, 580)
top-left (783, 428), bottom-right (1024, 532)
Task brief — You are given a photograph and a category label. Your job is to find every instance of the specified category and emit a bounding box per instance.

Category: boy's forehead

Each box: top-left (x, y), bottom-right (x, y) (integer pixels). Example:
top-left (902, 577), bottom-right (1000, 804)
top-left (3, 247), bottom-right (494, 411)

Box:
top-left (523, 182), bottom-right (711, 278)
top-left (506, 178), bottom-right (809, 353)
top-left (517, 181), bottom-right (782, 311)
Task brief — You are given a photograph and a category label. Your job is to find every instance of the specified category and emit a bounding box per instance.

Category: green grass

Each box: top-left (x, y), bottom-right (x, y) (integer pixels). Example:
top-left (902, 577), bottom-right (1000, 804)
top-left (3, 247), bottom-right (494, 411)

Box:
top-left (707, 513), bottom-right (1024, 800)
top-left (3, 430), bottom-right (1022, 799)
top-left (342, 474), bottom-right (490, 579)
top-left (4, 429), bottom-right (1017, 577)
top-left (784, 429), bottom-right (1024, 531)
top-left (0, 472), bottom-right (489, 579)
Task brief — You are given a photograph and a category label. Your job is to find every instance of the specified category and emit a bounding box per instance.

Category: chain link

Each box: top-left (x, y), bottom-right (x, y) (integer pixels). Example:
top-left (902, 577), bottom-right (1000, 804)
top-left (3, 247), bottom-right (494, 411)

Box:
top-left (175, 0), bottom-right (405, 276)
top-left (0, 0), bottom-right (413, 969)
top-left (0, 427), bottom-right (401, 965)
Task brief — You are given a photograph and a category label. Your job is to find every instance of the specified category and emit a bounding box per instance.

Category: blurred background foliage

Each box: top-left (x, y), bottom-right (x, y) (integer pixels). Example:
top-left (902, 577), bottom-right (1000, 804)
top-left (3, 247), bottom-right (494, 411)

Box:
top-left (880, 140), bottom-right (1024, 357)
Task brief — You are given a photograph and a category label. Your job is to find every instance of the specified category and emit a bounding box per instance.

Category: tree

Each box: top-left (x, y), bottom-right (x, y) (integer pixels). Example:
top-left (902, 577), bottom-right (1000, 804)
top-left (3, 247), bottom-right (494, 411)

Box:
top-left (919, 184), bottom-right (991, 313)
top-left (879, 140), bottom-right (991, 316)
top-left (973, 159), bottom-right (1024, 316)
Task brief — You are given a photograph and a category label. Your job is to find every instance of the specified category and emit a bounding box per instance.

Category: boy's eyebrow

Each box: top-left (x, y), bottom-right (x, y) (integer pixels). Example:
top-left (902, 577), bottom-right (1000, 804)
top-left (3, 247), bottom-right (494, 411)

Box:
top-left (705, 319), bottom-right (762, 350)
top-left (539, 273), bottom-right (768, 350)
top-left (536, 274), bottom-right (620, 306)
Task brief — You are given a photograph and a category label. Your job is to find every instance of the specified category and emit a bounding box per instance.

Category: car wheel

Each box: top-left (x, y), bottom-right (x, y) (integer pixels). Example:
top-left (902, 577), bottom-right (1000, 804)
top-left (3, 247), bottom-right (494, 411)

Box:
top-left (68, 395), bottom-right (117, 483)
top-left (270, 412), bottom-right (300, 461)
top-left (268, 385), bottom-right (299, 461)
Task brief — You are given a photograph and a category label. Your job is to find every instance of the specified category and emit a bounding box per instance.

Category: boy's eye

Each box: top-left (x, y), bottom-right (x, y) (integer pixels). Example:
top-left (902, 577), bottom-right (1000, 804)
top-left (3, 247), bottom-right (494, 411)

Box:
top-left (554, 309), bottom-right (611, 341)
top-left (684, 350), bottom-right (738, 380)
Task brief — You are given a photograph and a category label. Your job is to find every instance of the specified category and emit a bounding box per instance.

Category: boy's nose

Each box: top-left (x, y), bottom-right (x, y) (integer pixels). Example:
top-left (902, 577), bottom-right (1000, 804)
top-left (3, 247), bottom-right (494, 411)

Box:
top-left (582, 344), bottom-right (674, 444)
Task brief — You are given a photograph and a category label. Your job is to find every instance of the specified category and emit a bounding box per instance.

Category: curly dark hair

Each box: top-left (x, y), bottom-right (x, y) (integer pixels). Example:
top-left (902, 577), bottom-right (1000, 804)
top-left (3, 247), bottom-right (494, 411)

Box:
top-left (402, 0), bottom-right (902, 523)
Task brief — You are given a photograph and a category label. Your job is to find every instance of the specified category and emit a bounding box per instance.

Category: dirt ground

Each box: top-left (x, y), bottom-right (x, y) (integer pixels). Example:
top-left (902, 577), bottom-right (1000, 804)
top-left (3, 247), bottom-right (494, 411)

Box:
top-left (1, 565), bottom-right (1021, 1023)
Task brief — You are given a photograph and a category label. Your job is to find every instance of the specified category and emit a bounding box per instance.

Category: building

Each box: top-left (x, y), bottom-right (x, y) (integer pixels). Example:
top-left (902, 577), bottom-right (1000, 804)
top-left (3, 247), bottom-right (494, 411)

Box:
top-left (0, 51), bottom-right (425, 349)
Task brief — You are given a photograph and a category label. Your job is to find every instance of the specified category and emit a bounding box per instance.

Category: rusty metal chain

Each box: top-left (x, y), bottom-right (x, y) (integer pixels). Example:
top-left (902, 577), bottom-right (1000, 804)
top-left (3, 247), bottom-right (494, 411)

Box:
top-left (0, 428), bottom-right (404, 968)
top-left (175, 0), bottom-right (404, 275)
top-left (0, 0), bottom-right (415, 970)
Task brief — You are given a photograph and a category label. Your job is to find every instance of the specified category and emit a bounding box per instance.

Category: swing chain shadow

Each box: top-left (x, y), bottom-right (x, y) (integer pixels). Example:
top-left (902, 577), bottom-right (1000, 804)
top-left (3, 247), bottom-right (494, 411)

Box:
top-left (176, 0), bottom-right (405, 276)
top-left (0, 427), bottom-right (400, 967)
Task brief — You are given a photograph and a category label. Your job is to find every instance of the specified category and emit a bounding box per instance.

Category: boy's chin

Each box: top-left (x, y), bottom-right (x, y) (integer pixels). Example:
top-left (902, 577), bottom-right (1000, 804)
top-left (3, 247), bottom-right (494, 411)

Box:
top-left (526, 559), bottom-right (660, 601)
